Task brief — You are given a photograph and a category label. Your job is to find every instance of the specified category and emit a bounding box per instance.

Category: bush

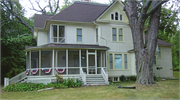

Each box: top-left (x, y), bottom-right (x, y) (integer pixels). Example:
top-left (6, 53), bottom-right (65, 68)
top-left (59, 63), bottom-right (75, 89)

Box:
top-left (127, 75), bottom-right (136, 81)
top-left (173, 66), bottom-right (179, 71)
top-left (55, 73), bottom-right (64, 84)
top-left (4, 83), bottom-right (46, 92)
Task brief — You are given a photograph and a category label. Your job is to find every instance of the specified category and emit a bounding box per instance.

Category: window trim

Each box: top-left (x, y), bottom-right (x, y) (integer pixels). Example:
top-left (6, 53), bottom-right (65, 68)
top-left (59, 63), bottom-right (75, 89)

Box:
top-left (157, 46), bottom-right (162, 58)
top-left (108, 52), bottom-right (129, 70)
top-left (111, 27), bottom-right (124, 42)
top-left (76, 27), bottom-right (83, 43)
top-left (110, 11), bottom-right (124, 21)
top-left (50, 24), bottom-right (66, 43)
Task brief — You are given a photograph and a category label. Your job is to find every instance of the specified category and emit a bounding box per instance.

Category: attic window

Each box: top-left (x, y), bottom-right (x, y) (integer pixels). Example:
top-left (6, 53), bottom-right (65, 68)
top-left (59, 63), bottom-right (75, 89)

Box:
top-left (120, 15), bottom-right (122, 20)
top-left (111, 14), bottom-right (114, 20)
top-left (115, 12), bottom-right (118, 20)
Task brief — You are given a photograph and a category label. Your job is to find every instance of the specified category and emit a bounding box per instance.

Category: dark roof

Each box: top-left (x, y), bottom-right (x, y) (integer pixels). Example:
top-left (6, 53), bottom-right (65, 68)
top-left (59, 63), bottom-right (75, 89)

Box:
top-left (25, 43), bottom-right (109, 50)
top-left (34, 14), bottom-right (53, 28)
top-left (49, 1), bottom-right (109, 22)
top-left (34, 2), bottom-right (109, 28)
top-left (145, 35), bottom-right (172, 46)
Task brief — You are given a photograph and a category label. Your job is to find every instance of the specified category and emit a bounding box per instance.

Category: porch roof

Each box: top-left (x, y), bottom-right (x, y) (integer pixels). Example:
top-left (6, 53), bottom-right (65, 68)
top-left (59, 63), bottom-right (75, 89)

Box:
top-left (25, 43), bottom-right (109, 51)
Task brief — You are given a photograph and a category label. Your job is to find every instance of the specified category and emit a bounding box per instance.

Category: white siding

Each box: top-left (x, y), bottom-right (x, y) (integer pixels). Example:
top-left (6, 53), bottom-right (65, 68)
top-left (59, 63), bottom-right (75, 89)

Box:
top-left (37, 31), bottom-right (48, 46)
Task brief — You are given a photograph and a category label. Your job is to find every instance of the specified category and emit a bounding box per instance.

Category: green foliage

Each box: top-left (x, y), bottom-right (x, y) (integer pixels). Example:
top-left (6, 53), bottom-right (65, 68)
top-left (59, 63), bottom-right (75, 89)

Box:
top-left (4, 83), bottom-right (46, 92)
top-left (126, 76), bottom-right (137, 81)
top-left (55, 73), bottom-right (64, 84)
top-left (46, 82), bottom-right (68, 89)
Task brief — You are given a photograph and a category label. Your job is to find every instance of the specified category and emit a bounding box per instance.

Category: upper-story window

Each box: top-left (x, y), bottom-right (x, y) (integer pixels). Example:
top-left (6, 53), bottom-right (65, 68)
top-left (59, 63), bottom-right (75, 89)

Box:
top-left (96, 28), bottom-right (98, 42)
top-left (112, 27), bottom-right (123, 42)
top-left (158, 46), bottom-right (161, 58)
top-left (111, 12), bottom-right (123, 21)
top-left (52, 25), bottom-right (65, 43)
top-left (77, 28), bottom-right (83, 42)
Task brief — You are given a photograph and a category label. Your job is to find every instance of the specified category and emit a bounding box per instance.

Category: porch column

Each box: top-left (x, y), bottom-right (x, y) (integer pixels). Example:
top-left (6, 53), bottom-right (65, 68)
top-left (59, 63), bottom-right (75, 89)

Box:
top-left (101, 52), bottom-right (102, 67)
top-left (103, 51), bottom-right (105, 67)
top-left (79, 49), bottom-right (81, 74)
top-left (86, 49), bottom-right (88, 75)
top-left (95, 50), bottom-right (97, 74)
top-left (55, 50), bottom-right (58, 67)
top-left (106, 51), bottom-right (108, 72)
top-left (52, 49), bottom-right (55, 75)
top-left (29, 51), bottom-right (31, 76)
top-left (39, 50), bottom-right (41, 76)
top-left (66, 49), bottom-right (68, 75)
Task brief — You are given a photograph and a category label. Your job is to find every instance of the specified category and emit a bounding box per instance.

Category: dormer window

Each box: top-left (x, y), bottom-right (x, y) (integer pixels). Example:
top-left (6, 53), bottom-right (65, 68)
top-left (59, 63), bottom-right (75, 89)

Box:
top-left (111, 12), bottom-right (123, 21)
top-left (115, 12), bottom-right (118, 20)
top-left (51, 25), bottom-right (65, 43)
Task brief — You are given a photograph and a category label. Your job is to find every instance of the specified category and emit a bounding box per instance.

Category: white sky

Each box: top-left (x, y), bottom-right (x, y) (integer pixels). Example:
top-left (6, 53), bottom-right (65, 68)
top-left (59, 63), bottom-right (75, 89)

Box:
top-left (19, 0), bottom-right (111, 18)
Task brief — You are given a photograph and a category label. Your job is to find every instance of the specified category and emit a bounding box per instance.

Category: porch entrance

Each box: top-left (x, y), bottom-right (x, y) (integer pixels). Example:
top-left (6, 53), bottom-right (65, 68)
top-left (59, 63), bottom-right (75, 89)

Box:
top-left (88, 55), bottom-right (96, 74)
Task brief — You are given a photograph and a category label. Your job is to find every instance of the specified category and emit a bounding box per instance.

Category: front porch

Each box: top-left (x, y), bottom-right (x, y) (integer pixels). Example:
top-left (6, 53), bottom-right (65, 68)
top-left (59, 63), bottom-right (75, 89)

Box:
top-left (25, 44), bottom-right (109, 85)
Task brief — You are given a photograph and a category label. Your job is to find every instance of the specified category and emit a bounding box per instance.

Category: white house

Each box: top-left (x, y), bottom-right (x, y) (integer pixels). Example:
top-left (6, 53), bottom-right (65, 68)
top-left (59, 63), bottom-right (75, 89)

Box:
top-left (24, 0), bottom-right (173, 85)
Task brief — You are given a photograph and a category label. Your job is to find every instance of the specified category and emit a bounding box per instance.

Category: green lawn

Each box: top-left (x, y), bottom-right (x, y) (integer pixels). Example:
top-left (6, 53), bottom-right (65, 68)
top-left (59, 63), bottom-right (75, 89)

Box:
top-left (1, 71), bottom-right (179, 99)
top-left (1, 80), bottom-right (179, 99)
top-left (173, 71), bottom-right (180, 79)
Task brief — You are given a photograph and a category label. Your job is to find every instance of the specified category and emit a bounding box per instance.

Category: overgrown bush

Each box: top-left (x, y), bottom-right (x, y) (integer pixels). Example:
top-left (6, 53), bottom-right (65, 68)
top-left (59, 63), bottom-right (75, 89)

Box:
top-left (4, 83), bottom-right (46, 92)
top-left (55, 73), bottom-right (64, 84)
top-left (127, 75), bottom-right (137, 81)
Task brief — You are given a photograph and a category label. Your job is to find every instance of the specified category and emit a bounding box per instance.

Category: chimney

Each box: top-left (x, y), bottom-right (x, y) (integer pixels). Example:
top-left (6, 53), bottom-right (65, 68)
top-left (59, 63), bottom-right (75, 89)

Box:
top-left (84, 0), bottom-right (91, 2)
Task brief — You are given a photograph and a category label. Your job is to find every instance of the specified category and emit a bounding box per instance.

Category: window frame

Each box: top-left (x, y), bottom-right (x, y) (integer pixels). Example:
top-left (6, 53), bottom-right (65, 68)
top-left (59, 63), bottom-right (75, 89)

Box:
top-left (96, 28), bottom-right (98, 43)
top-left (157, 46), bottom-right (161, 58)
top-left (51, 24), bottom-right (65, 43)
top-left (76, 28), bottom-right (83, 43)
top-left (108, 52), bottom-right (128, 70)
top-left (110, 11), bottom-right (124, 21)
top-left (153, 55), bottom-right (157, 65)
top-left (111, 27), bottom-right (124, 42)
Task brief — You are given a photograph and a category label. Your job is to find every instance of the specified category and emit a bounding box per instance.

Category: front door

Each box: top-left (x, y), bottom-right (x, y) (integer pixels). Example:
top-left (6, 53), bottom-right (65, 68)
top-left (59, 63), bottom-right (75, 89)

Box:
top-left (88, 55), bottom-right (96, 74)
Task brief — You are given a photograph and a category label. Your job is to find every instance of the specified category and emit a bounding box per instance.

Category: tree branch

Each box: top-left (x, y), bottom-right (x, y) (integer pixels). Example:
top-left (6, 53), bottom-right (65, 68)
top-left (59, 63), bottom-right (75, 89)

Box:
top-left (146, 0), bottom-right (169, 16)
top-left (54, 0), bottom-right (60, 14)
top-left (49, 0), bottom-right (53, 13)
top-left (3, 0), bottom-right (34, 36)
top-left (138, 0), bottom-right (152, 22)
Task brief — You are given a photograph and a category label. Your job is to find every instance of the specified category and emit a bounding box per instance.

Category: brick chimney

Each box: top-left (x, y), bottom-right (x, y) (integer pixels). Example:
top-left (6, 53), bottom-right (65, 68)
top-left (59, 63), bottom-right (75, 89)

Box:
top-left (84, 0), bottom-right (91, 2)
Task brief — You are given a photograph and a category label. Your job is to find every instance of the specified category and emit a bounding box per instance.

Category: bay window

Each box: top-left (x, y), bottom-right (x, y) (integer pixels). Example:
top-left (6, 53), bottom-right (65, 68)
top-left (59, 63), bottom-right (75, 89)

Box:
top-left (108, 53), bottom-right (128, 70)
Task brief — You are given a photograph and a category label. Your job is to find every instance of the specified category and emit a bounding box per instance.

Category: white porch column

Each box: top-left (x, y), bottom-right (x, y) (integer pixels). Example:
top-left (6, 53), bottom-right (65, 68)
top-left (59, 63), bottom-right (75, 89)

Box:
top-left (29, 51), bottom-right (31, 76)
top-left (103, 51), bottom-right (105, 67)
top-left (106, 51), bottom-right (108, 72)
top-left (66, 49), bottom-right (68, 75)
top-left (52, 49), bottom-right (55, 75)
top-left (79, 49), bottom-right (81, 74)
top-left (86, 49), bottom-right (88, 75)
top-left (55, 50), bottom-right (58, 67)
top-left (95, 50), bottom-right (97, 74)
top-left (39, 50), bottom-right (41, 76)
top-left (101, 52), bottom-right (102, 67)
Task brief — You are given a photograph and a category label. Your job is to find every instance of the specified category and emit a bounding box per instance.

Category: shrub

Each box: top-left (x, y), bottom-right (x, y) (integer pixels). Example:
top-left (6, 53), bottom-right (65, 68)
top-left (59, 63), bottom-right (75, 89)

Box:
top-left (127, 75), bottom-right (136, 81)
top-left (4, 83), bottom-right (46, 92)
top-left (55, 73), bottom-right (64, 84)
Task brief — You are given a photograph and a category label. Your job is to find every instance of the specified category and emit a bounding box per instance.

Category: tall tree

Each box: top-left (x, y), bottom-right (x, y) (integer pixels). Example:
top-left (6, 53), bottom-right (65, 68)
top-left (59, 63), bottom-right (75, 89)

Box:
top-left (124, 0), bottom-right (168, 85)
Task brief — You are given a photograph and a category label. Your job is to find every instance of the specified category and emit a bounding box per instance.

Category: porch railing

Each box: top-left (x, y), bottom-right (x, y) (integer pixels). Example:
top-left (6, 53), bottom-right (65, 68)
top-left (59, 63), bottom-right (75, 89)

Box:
top-left (101, 68), bottom-right (109, 85)
top-left (80, 68), bottom-right (86, 85)
top-left (4, 71), bottom-right (26, 88)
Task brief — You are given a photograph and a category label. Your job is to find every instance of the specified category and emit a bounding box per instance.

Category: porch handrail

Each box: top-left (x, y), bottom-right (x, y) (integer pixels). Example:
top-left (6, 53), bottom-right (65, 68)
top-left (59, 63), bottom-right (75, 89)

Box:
top-left (9, 71), bottom-right (26, 84)
top-left (4, 71), bottom-right (26, 88)
top-left (101, 68), bottom-right (109, 85)
top-left (80, 68), bottom-right (86, 85)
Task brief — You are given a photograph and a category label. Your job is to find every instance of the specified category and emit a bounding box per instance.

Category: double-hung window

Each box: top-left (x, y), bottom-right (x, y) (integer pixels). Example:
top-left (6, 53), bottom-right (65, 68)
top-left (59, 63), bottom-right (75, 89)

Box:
top-left (109, 53), bottom-right (128, 70)
top-left (77, 28), bottom-right (82, 42)
top-left (158, 46), bottom-right (161, 58)
top-left (96, 28), bottom-right (98, 42)
top-left (153, 55), bottom-right (157, 65)
top-left (112, 27), bottom-right (123, 42)
top-left (52, 25), bottom-right (65, 43)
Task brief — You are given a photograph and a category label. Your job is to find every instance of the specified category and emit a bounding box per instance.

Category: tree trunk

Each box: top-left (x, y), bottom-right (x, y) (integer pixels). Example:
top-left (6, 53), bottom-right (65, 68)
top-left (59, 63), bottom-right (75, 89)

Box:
top-left (124, 0), bottom-right (163, 85)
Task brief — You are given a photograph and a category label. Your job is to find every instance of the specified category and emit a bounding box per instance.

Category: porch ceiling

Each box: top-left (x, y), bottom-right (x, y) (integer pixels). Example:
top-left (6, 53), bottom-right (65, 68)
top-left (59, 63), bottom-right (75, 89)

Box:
top-left (25, 43), bottom-right (109, 51)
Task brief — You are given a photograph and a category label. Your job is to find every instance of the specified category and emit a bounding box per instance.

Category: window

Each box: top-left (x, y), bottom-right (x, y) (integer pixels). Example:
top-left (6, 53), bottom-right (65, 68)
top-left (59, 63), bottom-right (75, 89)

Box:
top-left (112, 28), bottom-right (117, 41)
top-left (77, 28), bottom-right (82, 42)
top-left (52, 25), bottom-right (65, 43)
top-left (112, 28), bottom-right (123, 42)
top-left (110, 12), bottom-right (123, 21)
top-left (109, 53), bottom-right (128, 70)
top-left (111, 14), bottom-right (114, 20)
top-left (158, 46), bottom-right (161, 58)
top-left (115, 12), bottom-right (118, 20)
top-left (153, 56), bottom-right (157, 65)
top-left (96, 28), bottom-right (98, 42)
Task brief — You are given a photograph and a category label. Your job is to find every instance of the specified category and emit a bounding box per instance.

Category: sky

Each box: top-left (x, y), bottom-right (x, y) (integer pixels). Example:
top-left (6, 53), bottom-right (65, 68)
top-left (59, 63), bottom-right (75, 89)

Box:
top-left (19, 0), bottom-right (111, 18)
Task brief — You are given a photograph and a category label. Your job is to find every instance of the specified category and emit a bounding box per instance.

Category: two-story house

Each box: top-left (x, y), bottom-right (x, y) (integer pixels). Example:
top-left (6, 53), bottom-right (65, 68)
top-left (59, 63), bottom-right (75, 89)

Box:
top-left (25, 0), bottom-right (173, 85)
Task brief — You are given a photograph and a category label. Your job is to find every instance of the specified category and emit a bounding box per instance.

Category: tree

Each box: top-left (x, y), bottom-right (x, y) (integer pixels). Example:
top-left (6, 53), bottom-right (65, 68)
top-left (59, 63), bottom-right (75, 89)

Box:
top-left (28, 0), bottom-right (60, 15)
top-left (124, 0), bottom-right (169, 85)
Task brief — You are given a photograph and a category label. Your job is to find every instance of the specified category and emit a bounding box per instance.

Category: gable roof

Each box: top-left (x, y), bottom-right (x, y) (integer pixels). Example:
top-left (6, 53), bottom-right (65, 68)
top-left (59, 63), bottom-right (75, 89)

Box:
top-left (49, 1), bottom-right (109, 22)
top-left (34, 14), bottom-right (53, 28)
top-left (145, 35), bottom-right (172, 46)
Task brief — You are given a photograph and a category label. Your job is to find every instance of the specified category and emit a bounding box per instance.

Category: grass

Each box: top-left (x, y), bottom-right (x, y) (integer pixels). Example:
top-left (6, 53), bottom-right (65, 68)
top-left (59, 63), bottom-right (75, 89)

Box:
top-left (1, 71), bottom-right (179, 99)
top-left (173, 71), bottom-right (180, 79)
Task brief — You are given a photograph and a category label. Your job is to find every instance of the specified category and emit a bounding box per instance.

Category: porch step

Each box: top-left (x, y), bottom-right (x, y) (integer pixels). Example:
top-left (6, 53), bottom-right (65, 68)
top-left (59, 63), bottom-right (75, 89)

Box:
top-left (86, 75), bottom-right (106, 85)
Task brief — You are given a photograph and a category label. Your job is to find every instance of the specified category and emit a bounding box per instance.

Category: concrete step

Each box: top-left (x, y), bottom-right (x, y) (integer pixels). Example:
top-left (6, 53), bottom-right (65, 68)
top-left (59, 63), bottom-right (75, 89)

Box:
top-left (86, 75), bottom-right (103, 78)
top-left (87, 82), bottom-right (106, 84)
top-left (86, 80), bottom-right (105, 82)
top-left (86, 78), bottom-right (104, 80)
